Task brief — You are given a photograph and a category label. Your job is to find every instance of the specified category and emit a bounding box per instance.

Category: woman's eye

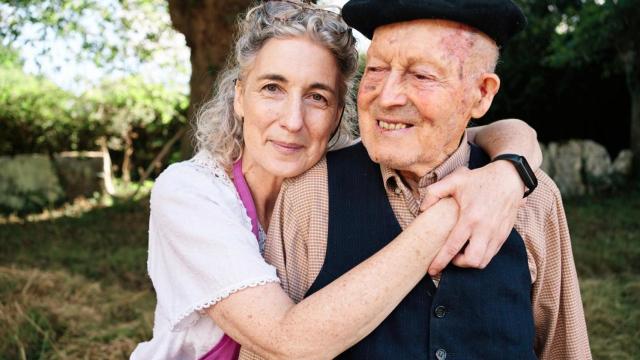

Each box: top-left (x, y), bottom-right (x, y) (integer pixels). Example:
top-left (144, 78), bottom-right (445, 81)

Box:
top-left (263, 84), bottom-right (279, 92)
top-left (311, 93), bottom-right (327, 103)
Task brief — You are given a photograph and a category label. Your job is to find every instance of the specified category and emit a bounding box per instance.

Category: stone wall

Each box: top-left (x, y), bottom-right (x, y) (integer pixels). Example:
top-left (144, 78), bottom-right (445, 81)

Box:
top-left (0, 151), bottom-right (113, 214)
top-left (0, 154), bottom-right (65, 214)
top-left (541, 140), bottom-right (633, 197)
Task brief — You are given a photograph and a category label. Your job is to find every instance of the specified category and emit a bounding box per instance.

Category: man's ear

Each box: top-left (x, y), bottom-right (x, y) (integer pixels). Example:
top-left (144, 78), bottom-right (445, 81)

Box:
top-left (233, 79), bottom-right (244, 119)
top-left (470, 73), bottom-right (500, 119)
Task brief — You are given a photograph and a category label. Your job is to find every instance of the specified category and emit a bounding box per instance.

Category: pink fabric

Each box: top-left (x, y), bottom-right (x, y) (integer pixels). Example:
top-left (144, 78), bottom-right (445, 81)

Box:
top-left (199, 158), bottom-right (259, 360)
top-left (232, 158), bottom-right (260, 239)
top-left (199, 334), bottom-right (240, 360)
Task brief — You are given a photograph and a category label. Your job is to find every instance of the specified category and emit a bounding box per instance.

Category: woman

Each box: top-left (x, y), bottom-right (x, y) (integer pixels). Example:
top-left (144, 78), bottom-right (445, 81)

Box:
top-left (132, 1), bottom-right (542, 359)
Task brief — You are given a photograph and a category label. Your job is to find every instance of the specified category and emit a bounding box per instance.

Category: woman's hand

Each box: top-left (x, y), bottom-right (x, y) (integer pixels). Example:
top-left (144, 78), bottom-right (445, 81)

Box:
top-left (421, 160), bottom-right (526, 275)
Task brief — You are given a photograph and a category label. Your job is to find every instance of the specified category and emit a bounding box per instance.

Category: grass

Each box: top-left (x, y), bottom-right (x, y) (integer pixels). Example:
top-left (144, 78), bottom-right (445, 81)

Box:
top-left (0, 185), bottom-right (639, 359)
top-left (564, 186), bottom-right (640, 359)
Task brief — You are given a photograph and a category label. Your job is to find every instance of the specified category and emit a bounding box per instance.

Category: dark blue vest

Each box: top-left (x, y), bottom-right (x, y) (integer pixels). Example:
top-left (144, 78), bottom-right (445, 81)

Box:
top-left (305, 143), bottom-right (536, 360)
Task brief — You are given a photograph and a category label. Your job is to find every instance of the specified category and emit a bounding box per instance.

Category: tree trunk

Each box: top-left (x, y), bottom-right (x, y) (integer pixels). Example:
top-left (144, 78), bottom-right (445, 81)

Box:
top-left (631, 90), bottom-right (640, 179)
top-left (122, 129), bottom-right (134, 184)
top-left (619, 44), bottom-right (640, 178)
top-left (168, 0), bottom-right (252, 159)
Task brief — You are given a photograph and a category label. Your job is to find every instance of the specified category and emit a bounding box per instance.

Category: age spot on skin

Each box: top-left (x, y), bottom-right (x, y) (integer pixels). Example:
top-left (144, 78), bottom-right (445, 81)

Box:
top-left (438, 26), bottom-right (476, 80)
top-left (364, 85), bottom-right (377, 92)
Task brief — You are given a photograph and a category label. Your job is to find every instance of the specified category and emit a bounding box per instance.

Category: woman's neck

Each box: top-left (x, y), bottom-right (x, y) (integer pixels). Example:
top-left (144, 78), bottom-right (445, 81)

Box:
top-left (241, 158), bottom-right (284, 232)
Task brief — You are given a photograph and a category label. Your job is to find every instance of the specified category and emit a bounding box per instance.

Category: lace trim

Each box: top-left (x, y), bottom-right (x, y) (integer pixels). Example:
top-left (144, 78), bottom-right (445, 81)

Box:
top-left (188, 151), bottom-right (253, 230)
top-left (172, 277), bottom-right (281, 331)
top-left (190, 151), bottom-right (233, 188)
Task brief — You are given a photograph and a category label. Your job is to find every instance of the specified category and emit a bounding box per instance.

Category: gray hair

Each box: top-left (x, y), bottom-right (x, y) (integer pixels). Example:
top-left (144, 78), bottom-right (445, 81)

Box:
top-left (195, 1), bottom-right (359, 170)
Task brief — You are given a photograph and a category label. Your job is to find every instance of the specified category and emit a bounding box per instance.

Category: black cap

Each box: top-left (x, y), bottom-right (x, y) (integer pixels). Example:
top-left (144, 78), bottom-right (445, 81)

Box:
top-left (342, 0), bottom-right (527, 47)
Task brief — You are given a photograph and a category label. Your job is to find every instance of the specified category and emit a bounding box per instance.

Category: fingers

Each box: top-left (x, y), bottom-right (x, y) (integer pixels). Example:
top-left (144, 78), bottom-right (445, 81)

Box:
top-left (420, 190), bottom-right (442, 212)
top-left (420, 181), bottom-right (451, 211)
top-left (452, 234), bottom-right (491, 269)
top-left (428, 221), bottom-right (471, 276)
top-left (452, 223), bottom-right (512, 269)
top-left (420, 168), bottom-right (467, 211)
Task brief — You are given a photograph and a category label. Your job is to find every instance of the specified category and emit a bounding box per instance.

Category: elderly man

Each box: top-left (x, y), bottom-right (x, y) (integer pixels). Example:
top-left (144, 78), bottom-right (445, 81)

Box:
top-left (253, 0), bottom-right (591, 359)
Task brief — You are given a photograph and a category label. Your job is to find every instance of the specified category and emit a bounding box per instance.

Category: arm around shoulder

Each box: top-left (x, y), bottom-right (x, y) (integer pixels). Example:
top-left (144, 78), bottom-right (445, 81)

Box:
top-left (469, 119), bottom-right (542, 169)
top-left (208, 197), bottom-right (460, 359)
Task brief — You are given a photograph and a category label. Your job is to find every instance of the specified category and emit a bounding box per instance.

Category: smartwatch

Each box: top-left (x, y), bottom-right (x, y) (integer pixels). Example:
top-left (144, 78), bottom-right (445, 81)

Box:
top-left (491, 154), bottom-right (538, 197)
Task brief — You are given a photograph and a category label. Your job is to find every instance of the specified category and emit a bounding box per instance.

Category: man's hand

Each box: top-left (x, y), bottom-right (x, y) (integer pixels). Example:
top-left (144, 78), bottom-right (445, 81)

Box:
top-left (421, 160), bottom-right (526, 275)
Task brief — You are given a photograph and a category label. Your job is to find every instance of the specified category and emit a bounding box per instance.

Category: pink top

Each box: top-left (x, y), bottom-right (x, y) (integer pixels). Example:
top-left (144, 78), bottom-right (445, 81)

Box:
top-left (200, 158), bottom-right (259, 360)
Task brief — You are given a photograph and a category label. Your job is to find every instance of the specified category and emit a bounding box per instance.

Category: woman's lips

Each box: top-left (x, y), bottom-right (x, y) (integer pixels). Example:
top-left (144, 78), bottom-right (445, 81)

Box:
top-left (270, 140), bottom-right (303, 153)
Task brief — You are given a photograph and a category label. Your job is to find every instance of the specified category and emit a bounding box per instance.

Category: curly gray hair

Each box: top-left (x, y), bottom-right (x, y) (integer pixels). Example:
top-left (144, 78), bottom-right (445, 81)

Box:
top-left (195, 0), bottom-right (359, 170)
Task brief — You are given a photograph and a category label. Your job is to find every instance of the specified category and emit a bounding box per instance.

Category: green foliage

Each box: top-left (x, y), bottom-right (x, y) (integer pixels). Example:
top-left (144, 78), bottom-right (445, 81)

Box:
top-left (485, 0), bottom-right (633, 157)
top-left (545, 0), bottom-right (639, 73)
top-left (0, 0), bottom-right (188, 79)
top-left (84, 76), bottom-right (188, 140)
top-left (0, 52), bottom-right (188, 179)
top-left (0, 67), bottom-right (92, 154)
top-left (0, 44), bottom-right (22, 68)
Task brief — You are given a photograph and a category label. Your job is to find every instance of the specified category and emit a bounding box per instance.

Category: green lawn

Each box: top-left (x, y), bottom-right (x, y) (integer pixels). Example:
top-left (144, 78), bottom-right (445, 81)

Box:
top-left (1, 187), bottom-right (638, 359)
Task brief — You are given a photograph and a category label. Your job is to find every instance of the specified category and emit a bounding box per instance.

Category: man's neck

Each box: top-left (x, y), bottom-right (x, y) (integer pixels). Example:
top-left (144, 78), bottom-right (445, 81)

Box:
top-left (394, 134), bottom-right (468, 194)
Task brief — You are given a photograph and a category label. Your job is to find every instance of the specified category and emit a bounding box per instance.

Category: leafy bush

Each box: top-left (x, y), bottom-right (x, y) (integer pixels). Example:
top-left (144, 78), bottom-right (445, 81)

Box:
top-left (0, 61), bottom-right (188, 181)
top-left (0, 67), bottom-right (96, 155)
top-left (83, 76), bottom-right (188, 180)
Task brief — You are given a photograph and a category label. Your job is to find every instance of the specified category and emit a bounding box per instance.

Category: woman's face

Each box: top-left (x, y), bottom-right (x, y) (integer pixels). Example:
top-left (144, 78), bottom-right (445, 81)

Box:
top-left (235, 36), bottom-right (342, 178)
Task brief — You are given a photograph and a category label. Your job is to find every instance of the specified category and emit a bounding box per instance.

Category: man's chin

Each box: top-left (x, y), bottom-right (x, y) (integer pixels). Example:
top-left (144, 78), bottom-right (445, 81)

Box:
top-left (367, 150), bottom-right (416, 171)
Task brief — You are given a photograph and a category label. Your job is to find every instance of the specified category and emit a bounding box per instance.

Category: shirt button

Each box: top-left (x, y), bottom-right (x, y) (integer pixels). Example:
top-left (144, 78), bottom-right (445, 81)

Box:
top-left (434, 305), bottom-right (447, 318)
top-left (394, 187), bottom-right (401, 195)
top-left (435, 348), bottom-right (447, 360)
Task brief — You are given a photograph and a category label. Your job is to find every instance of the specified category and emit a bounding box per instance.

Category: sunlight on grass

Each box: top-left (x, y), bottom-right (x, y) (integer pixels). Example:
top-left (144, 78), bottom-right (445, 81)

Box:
top-left (0, 180), bottom-right (154, 225)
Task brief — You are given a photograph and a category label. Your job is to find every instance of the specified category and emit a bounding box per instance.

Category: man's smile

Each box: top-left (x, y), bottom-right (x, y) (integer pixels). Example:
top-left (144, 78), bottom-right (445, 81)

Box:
top-left (377, 119), bottom-right (414, 131)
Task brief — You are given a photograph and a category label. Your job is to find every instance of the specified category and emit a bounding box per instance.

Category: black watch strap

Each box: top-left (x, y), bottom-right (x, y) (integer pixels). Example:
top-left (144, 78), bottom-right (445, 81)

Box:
top-left (491, 154), bottom-right (538, 197)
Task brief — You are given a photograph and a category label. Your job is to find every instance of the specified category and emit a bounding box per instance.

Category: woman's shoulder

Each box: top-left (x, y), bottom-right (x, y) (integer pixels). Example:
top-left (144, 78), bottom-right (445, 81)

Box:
top-left (155, 151), bottom-right (232, 191)
top-left (151, 151), bottom-right (240, 210)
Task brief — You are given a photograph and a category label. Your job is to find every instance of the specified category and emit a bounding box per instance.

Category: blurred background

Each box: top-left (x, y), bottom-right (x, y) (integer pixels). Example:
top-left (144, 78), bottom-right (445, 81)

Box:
top-left (0, 0), bottom-right (638, 358)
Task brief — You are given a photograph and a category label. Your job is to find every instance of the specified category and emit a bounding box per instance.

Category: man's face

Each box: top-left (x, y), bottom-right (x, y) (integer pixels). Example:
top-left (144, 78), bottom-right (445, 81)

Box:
top-left (358, 19), bottom-right (497, 179)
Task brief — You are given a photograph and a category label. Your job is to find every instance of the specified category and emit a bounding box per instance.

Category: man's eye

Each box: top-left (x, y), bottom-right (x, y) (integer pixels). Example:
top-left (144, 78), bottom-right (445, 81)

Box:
top-left (414, 73), bottom-right (435, 81)
top-left (367, 66), bottom-right (383, 73)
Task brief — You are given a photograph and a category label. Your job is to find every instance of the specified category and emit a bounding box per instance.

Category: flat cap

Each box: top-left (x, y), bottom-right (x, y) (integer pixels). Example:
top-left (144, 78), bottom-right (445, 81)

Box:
top-left (342, 0), bottom-right (527, 47)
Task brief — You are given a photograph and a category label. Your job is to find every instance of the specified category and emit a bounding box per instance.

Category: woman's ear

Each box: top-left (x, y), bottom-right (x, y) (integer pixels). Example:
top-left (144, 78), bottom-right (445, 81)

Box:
top-left (233, 79), bottom-right (244, 119)
top-left (470, 73), bottom-right (500, 119)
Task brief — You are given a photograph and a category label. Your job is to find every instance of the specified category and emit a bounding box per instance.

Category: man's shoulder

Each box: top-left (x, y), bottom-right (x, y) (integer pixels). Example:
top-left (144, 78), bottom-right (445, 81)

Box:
top-left (283, 142), bottom-right (372, 190)
top-left (522, 169), bottom-right (562, 217)
top-left (283, 156), bottom-right (328, 190)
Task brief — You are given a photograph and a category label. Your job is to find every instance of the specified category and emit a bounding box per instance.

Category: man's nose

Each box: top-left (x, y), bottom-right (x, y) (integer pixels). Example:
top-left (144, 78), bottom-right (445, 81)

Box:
top-left (279, 97), bottom-right (304, 132)
top-left (378, 71), bottom-right (407, 108)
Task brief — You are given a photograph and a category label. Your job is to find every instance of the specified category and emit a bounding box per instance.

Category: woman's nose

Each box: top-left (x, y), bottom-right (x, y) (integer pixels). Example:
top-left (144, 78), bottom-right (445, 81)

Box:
top-left (279, 97), bottom-right (304, 132)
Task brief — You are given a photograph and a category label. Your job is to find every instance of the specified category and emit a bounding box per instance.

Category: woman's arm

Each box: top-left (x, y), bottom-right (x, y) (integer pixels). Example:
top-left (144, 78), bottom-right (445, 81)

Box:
top-left (424, 118), bottom-right (542, 274)
top-left (467, 118), bottom-right (542, 169)
top-left (208, 198), bottom-right (458, 360)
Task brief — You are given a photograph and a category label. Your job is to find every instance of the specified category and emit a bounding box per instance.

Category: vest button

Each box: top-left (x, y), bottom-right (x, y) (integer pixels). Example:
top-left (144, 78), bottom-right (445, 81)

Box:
top-left (434, 305), bottom-right (447, 318)
top-left (435, 348), bottom-right (447, 360)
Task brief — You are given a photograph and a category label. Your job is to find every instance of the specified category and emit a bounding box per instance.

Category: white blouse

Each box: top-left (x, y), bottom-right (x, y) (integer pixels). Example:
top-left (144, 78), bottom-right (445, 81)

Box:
top-left (131, 151), bottom-right (280, 360)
